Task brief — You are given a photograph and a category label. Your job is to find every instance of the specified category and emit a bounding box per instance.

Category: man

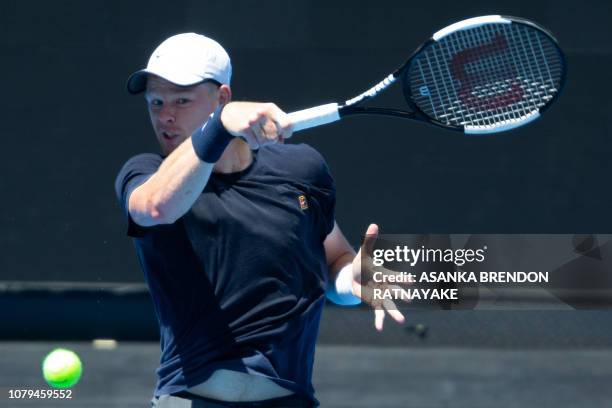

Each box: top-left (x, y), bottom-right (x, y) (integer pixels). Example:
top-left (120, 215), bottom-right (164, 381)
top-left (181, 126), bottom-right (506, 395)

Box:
top-left (115, 33), bottom-right (405, 407)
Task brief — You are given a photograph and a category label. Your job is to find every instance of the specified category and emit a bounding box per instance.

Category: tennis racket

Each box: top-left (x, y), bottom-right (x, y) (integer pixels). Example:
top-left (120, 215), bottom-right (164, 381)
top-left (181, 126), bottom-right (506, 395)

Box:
top-left (287, 15), bottom-right (566, 135)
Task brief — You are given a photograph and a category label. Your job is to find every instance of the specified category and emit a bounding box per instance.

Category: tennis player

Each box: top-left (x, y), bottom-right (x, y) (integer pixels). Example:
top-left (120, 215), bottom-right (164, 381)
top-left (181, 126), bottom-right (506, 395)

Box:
top-left (115, 33), bottom-right (405, 407)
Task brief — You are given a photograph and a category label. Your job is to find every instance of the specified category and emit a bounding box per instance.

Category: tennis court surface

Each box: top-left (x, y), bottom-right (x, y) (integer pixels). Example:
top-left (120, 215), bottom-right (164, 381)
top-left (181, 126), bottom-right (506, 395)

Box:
top-left (3, 305), bottom-right (612, 407)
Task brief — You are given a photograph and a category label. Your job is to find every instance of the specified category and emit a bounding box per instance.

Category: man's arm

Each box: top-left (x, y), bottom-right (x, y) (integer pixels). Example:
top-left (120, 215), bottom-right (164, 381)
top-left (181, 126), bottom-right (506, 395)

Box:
top-left (129, 102), bottom-right (291, 226)
top-left (324, 222), bottom-right (356, 282)
top-left (324, 223), bottom-right (406, 330)
top-left (323, 222), bottom-right (361, 305)
top-left (128, 134), bottom-right (215, 226)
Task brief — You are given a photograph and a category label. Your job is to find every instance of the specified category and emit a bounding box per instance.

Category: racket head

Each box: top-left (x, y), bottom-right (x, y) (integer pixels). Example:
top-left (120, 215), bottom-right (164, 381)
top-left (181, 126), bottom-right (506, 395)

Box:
top-left (401, 15), bottom-right (566, 134)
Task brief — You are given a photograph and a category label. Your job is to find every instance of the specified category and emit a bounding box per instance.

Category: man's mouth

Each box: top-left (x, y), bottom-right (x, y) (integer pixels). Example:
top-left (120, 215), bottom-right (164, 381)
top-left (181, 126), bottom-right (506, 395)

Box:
top-left (162, 131), bottom-right (180, 141)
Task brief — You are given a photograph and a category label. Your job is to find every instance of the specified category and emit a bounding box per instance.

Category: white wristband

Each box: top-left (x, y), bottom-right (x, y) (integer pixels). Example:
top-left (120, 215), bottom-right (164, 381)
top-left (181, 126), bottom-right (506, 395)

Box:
top-left (326, 263), bottom-right (361, 306)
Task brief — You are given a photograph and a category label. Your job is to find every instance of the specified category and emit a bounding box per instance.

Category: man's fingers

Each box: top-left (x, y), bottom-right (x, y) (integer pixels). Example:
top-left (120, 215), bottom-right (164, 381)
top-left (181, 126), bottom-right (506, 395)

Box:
top-left (373, 299), bottom-right (405, 332)
top-left (273, 109), bottom-right (293, 139)
top-left (388, 309), bottom-right (406, 324)
top-left (242, 127), bottom-right (260, 150)
top-left (250, 110), bottom-right (284, 146)
top-left (387, 284), bottom-right (412, 303)
top-left (261, 118), bottom-right (278, 141)
top-left (381, 268), bottom-right (416, 287)
top-left (248, 116), bottom-right (270, 147)
top-left (222, 102), bottom-right (291, 145)
top-left (262, 106), bottom-right (291, 141)
top-left (374, 308), bottom-right (385, 332)
top-left (351, 280), bottom-right (362, 299)
top-left (383, 299), bottom-right (406, 323)
top-left (366, 223), bottom-right (379, 236)
top-left (361, 223), bottom-right (379, 256)
top-left (361, 281), bottom-right (407, 331)
top-left (256, 120), bottom-right (269, 144)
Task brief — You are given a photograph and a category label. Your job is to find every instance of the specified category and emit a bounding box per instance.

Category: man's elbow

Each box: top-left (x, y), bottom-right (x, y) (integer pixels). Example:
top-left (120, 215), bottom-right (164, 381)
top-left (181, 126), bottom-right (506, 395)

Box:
top-left (150, 194), bottom-right (183, 224)
top-left (130, 190), bottom-right (179, 226)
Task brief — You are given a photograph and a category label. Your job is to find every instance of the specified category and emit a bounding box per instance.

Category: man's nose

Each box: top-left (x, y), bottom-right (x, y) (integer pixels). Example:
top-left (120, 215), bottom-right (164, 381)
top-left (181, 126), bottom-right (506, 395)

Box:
top-left (158, 105), bottom-right (176, 123)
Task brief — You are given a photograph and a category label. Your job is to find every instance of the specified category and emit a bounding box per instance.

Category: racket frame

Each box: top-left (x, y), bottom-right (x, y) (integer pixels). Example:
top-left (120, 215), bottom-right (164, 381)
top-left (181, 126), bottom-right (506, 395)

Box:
top-left (401, 15), bottom-right (567, 134)
top-left (288, 15), bottom-right (567, 135)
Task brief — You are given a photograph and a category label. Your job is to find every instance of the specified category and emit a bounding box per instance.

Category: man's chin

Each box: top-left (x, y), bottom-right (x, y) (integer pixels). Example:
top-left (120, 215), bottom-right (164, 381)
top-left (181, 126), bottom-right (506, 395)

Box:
top-left (160, 137), bottom-right (186, 155)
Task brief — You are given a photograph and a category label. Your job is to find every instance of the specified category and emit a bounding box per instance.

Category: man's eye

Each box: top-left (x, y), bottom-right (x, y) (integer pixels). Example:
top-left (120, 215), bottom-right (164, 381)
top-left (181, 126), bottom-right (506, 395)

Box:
top-left (177, 98), bottom-right (190, 105)
top-left (150, 99), bottom-right (162, 107)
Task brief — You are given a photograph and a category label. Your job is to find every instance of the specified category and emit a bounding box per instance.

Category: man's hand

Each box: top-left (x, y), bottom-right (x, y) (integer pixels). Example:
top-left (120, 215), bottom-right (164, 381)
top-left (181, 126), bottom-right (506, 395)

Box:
top-left (221, 102), bottom-right (293, 149)
top-left (351, 224), bottom-right (409, 331)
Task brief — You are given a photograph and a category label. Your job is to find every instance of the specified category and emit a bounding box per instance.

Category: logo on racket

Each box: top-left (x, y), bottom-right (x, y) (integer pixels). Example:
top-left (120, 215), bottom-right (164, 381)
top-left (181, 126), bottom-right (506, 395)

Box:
top-left (450, 34), bottom-right (524, 110)
top-left (419, 86), bottom-right (430, 97)
top-left (298, 195), bottom-right (309, 211)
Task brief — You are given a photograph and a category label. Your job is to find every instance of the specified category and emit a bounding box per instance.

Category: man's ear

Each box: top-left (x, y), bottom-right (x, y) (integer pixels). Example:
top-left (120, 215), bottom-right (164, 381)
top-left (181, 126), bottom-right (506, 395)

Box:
top-left (218, 84), bottom-right (231, 105)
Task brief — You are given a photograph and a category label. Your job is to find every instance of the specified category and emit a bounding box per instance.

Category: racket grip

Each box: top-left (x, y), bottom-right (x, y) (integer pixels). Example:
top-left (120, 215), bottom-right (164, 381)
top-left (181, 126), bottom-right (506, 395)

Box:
top-left (287, 103), bottom-right (340, 133)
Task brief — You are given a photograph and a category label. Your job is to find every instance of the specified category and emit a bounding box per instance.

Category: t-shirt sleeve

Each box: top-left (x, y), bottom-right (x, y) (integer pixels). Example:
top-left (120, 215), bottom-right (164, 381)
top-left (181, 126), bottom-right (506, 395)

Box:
top-left (114, 153), bottom-right (163, 237)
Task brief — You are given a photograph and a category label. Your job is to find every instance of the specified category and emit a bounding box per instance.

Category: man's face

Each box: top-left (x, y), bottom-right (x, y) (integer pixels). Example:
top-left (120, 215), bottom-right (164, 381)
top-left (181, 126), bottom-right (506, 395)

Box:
top-left (145, 75), bottom-right (221, 155)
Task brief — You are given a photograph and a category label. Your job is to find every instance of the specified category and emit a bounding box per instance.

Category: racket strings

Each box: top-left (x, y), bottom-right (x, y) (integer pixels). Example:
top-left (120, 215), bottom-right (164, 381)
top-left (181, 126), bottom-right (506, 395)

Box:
top-left (407, 22), bottom-right (563, 131)
top-left (461, 25), bottom-right (531, 124)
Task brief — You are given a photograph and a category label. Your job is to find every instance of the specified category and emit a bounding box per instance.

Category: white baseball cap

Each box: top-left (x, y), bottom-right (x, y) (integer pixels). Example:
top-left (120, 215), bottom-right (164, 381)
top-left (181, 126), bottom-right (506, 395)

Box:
top-left (126, 33), bottom-right (232, 94)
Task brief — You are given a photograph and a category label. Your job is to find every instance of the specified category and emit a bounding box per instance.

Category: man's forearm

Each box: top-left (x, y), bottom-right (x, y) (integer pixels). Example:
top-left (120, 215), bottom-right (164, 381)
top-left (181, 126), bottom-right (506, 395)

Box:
top-left (138, 138), bottom-right (215, 224)
top-left (327, 251), bottom-right (355, 282)
top-left (323, 223), bottom-right (361, 305)
top-left (130, 108), bottom-right (233, 226)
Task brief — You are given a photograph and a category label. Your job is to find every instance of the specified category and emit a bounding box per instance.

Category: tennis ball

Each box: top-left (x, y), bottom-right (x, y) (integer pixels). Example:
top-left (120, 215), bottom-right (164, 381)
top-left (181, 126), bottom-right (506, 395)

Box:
top-left (42, 348), bottom-right (82, 388)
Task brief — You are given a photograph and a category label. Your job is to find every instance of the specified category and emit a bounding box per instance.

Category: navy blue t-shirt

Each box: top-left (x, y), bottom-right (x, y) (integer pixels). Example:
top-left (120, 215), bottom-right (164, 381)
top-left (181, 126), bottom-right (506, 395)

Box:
top-left (114, 143), bottom-right (335, 405)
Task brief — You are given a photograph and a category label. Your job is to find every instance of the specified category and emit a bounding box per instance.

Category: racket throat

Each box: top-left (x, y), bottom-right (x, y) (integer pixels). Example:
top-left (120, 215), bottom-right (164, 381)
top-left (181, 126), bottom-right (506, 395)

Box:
top-left (344, 74), bottom-right (398, 106)
top-left (340, 106), bottom-right (417, 120)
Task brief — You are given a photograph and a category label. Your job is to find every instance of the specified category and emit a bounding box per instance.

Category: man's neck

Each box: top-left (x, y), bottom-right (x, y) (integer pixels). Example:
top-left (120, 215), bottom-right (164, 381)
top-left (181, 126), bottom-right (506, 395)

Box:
top-left (213, 138), bottom-right (253, 174)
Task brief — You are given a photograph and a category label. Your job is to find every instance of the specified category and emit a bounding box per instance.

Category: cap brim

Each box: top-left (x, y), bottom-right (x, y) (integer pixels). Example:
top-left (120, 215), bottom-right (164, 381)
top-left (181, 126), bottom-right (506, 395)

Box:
top-left (126, 70), bottom-right (149, 94)
top-left (126, 69), bottom-right (212, 95)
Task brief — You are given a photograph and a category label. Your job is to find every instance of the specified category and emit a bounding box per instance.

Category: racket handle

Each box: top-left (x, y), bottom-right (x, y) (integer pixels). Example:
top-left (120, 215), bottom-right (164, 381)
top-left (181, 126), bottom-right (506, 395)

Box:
top-left (287, 103), bottom-right (340, 133)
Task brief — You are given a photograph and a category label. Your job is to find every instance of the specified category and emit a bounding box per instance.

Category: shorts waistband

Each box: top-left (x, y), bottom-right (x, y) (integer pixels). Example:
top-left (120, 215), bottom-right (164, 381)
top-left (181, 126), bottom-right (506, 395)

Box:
top-left (152, 390), bottom-right (315, 407)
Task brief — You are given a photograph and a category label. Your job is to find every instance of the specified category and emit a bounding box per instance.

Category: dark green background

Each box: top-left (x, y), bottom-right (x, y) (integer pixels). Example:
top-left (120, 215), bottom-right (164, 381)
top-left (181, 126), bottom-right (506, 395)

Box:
top-left (2, 0), bottom-right (611, 282)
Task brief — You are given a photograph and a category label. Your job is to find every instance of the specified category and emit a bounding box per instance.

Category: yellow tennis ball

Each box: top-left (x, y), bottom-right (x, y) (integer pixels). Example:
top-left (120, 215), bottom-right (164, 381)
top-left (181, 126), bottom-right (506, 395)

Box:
top-left (42, 348), bottom-right (82, 388)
